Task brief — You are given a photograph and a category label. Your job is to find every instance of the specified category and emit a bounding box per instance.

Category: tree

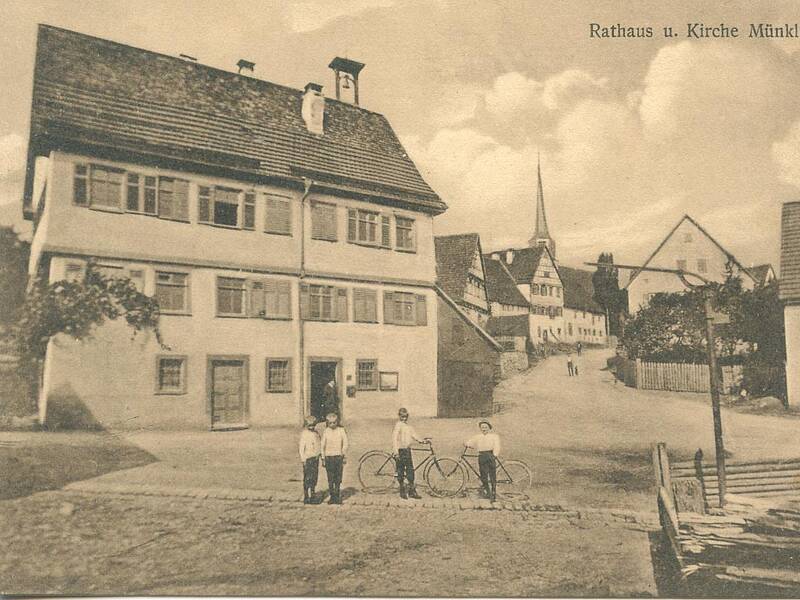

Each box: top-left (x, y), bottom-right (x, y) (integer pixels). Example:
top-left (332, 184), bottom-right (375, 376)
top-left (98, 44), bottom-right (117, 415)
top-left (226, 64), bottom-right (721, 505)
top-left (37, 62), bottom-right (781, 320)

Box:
top-left (592, 252), bottom-right (623, 337)
top-left (0, 227), bottom-right (30, 330)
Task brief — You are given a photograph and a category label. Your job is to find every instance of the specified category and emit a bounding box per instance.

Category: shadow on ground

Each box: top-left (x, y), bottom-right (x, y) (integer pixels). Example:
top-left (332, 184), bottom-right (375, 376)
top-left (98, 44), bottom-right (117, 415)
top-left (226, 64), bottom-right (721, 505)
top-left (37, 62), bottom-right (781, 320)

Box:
top-left (0, 432), bottom-right (156, 500)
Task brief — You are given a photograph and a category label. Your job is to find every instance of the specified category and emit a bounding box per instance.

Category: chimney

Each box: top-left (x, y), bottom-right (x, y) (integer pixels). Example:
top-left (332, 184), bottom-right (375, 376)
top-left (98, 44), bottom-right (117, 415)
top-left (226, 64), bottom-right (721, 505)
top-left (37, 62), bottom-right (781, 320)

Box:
top-left (237, 59), bottom-right (255, 75)
top-left (506, 250), bottom-right (514, 264)
top-left (302, 83), bottom-right (325, 135)
top-left (328, 57), bottom-right (365, 105)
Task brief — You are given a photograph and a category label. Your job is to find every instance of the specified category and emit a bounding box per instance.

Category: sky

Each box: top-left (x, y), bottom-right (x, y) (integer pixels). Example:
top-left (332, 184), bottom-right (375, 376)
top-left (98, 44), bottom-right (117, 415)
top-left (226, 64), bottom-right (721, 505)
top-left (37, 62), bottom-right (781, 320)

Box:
top-left (1, 0), bottom-right (800, 271)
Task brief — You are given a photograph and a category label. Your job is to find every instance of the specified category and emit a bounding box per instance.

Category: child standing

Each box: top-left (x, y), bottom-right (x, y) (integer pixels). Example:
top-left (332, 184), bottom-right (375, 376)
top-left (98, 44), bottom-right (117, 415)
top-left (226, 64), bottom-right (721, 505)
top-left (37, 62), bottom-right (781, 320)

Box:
top-left (321, 412), bottom-right (349, 504)
top-left (299, 415), bottom-right (321, 504)
top-left (465, 420), bottom-right (501, 502)
top-left (392, 407), bottom-right (429, 500)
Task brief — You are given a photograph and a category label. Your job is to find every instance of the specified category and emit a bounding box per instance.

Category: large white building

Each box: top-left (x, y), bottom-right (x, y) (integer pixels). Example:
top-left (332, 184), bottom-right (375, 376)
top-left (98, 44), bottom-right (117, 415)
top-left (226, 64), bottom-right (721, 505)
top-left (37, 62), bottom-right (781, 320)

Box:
top-left (23, 25), bottom-right (446, 429)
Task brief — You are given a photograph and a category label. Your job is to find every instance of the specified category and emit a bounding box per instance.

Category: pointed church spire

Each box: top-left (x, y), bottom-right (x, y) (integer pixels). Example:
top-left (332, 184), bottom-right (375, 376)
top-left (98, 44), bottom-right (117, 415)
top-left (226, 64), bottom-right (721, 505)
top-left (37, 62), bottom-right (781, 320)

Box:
top-left (528, 153), bottom-right (556, 256)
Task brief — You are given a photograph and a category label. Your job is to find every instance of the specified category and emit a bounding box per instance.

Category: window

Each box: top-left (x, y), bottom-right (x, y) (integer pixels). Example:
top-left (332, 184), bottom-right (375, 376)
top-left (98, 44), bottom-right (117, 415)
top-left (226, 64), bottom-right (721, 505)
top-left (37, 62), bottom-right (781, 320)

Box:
top-left (243, 192), bottom-right (256, 230)
top-left (542, 271), bottom-right (550, 278)
top-left (540, 285), bottom-right (547, 296)
top-left (125, 173), bottom-right (157, 215)
top-left (348, 209), bottom-right (378, 245)
top-left (311, 202), bottom-right (337, 241)
top-left (89, 165), bottom-right (123, 209)
top-left (556, 287), bottom-right (561, 298)
top-left (213, 188), bottom-right (240, 227)
top-left (395, 217), bottom-right (416, 251)
top-left (156, 177), bottom-right (190, 221)
top-left (697, 258), bottom-right (708, 273)
top-left (384, 291), bottom-right (426, 326)
top-left (266, 359), bottom-right (292, 392)
top-left (217, 277), bottom-right (246, 316)
top-left (353, 288), bottom-right (378, 323)
top-left (532, 284), bottom-right (539, 295)
top-left (155, 271), bottom-right (190, 314)
top-left (265, 195), bottom-right (292, 235)
top-left (74, 164), bottom-right (88, 205)
top-left (568, 323), bottom-right (573, 335)
top-left (156, 356), bottom-right (187, 394)
top-left (537, 326), bottom-right (542, 338)
top-left (676, 259), bottom-right (687, 271)
top-left (300, 284), bottom-right (347, 321)
top-left (249, 279), bottom-right (291, 319)
top-left (356, 359), bottom-right (378, 390)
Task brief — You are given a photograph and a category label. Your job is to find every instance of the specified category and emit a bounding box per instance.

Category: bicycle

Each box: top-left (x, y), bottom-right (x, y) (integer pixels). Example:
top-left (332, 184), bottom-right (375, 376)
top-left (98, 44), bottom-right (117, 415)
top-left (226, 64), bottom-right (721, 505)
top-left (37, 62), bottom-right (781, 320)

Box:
top-left (357, 440), bottom-right (464, 498)
top-left (447, 447), bottom-right (533, 500)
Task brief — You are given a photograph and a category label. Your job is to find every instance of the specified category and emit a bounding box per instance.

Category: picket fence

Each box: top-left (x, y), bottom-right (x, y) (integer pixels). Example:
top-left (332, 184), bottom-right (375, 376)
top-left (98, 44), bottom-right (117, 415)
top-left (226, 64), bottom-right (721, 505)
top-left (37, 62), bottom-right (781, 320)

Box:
top-left (634, 359), bottom-right (742, 393)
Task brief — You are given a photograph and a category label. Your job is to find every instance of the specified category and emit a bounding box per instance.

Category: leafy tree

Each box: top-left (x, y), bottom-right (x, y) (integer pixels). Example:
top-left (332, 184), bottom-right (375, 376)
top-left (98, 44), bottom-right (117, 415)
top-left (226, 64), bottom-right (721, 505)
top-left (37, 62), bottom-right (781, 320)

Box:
top-left (592, 252), bottom-right (623, 337)
top-left (0, 227), bottom-right (30, 330)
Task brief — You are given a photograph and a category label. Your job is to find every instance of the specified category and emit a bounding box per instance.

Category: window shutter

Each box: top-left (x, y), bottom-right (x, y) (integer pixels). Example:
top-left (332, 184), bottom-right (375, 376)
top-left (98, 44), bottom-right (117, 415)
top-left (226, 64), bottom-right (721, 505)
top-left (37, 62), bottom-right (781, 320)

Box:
top-left (174, 179), bottom-right (189, 221)
top-left (381, 214), bottom-right (391, 248)
top-left (353, 288), bottom-right (364, 321)
top-left (198, 186), bottom-right (211, 223)
top-left (415, 294), bottom-right (427, 326)
top-left (263, 280), bottom-right (277, 317)
top-left (265, 196), bottom-right (291, 235)
top-left (348, 209), bottom-right (357, 243)
top-left (336, 288), bottom-right (348, 322)
top-left (300, 283), bottom-right (310, 319)
top-left (383, 291), bottom-right (394, 324)
top-left (248, 280), bottom-right (265, 317)
top-left (243, 192), bottom-right (256, 230)
top-left (367, 291), bottom-right (377, 322)
top-left (157, 178), bottom-right (174, 219)
top-left (278, 281), bottom-right (292, 318)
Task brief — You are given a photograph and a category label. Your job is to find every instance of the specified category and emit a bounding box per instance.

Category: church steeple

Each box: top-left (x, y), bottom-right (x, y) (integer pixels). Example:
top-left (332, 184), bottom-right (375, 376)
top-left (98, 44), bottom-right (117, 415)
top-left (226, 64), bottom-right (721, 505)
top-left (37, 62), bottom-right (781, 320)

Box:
top-left (528, 154), bottom-right (556, 257)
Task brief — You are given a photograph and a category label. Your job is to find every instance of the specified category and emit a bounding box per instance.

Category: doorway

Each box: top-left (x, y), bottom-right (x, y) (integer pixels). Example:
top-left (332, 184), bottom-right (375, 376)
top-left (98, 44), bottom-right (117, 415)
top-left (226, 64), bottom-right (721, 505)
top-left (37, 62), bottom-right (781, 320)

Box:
top-left (309, 360), bottom-right (340, 422)
top-left (208, 356), bottom-right (249, 429)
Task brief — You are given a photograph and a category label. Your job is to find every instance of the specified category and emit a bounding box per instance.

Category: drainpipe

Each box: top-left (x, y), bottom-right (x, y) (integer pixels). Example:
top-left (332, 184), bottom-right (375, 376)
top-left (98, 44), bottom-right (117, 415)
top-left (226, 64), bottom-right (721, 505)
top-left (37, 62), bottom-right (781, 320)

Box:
top-left (298, 178), bottom-right (313, 422)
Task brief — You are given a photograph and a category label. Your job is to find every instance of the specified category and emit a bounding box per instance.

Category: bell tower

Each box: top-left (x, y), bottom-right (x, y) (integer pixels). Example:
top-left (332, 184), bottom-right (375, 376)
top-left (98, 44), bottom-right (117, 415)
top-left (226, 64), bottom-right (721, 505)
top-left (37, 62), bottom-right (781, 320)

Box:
top-left (328, 57), bottom-right (366, 106)
top-left (528, 155), bottom-right (556, 257)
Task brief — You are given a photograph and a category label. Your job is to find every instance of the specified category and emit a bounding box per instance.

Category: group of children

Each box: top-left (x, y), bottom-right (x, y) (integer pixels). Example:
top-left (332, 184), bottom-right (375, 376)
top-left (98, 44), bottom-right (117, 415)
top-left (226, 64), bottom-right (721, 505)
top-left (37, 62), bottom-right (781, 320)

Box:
top-left (299, 408), bottom-right (502, 504)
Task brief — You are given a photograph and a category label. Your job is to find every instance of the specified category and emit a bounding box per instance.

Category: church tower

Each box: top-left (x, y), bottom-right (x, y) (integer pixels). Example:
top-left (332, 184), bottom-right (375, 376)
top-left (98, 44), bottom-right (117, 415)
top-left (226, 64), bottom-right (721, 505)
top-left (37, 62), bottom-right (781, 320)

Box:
top-left (528, 155), bottom-right (556, 257)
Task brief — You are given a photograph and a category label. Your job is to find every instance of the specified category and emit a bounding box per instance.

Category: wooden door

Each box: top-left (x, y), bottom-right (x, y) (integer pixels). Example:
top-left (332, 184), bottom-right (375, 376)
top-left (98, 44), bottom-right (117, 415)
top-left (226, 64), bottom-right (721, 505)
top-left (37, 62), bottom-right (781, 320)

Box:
top-left (210, 359), bottom-right (247, 427)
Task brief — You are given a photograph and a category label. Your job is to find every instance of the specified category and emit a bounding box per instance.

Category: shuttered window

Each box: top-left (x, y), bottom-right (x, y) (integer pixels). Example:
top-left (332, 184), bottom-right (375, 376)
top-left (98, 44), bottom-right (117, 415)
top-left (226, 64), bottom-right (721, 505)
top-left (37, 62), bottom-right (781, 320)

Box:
top-left (198, 186), bottom-right (212, 223)
top-left (347, 209), bottom-right (391, 248)
top-left (73, 164), bottom-right (88, 205)
top-left (248, 279), bottom-right (292, 319)
top-left (395, 217), bottom-right (416, 251)
top-left (155, 271), bottom-right (190, 313)
top-left (383, 291), bottom-right (427, 326)
top-left (217, 277), bottom-right (246, 316)
top-left (266, 359), bottom-right (292, 392)
top-left (157, 177), bottom-right (190, 221)
top-left (214, 188), bottom-right (240, 227)
top-left (156, 356), bottom-right (187, 394)
top-left (243, 192), bottom-right (256, 230)
top-left (311, 202), bottom-right (337, 241)
top-left (89, 165), bottom-right (123, 209)
top-left (353, 288), bottom-right (378, 323)
top-left (300, 284), bottom-right (347, 321)
top-left (265, 196), bottom-right (292, 235)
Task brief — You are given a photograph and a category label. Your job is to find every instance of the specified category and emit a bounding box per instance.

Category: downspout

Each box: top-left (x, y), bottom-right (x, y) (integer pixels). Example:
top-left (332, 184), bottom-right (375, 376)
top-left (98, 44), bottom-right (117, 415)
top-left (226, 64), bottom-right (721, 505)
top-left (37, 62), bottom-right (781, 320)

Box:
top-left (298, 178), bottom-right (313, 422)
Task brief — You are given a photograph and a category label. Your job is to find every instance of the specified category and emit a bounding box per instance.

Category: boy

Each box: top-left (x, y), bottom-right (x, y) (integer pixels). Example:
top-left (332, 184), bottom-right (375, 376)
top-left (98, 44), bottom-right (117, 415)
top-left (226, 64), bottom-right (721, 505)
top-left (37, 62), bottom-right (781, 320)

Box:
top-left (321, 412), bottom-right (348, 504)
top-left (567, 354), bottom-right (574, 376)
top-left (299, 415), bottom-right (321, 504)
top-left (465, 420), bottom-right (501, 501)
top-left (392, 407), bottom-right (429, 499)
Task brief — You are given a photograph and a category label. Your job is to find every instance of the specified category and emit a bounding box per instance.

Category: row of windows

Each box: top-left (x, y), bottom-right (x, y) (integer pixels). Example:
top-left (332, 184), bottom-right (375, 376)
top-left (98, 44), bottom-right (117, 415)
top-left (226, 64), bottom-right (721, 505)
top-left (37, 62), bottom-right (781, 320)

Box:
top-left (532, 283), bottom-right (560, 297)
top-left (64, 263), bottom-right (428, 325)
top-left (155, 356), bottom-right (395, 394)
top-left (565, 323), bottom-right (602, 337)
top-left (531, 304), bottom-right (563, 317)
top-left (73, 163), bottom-right (417, 251)
top-left (676, 258), bottom-right (708, 273)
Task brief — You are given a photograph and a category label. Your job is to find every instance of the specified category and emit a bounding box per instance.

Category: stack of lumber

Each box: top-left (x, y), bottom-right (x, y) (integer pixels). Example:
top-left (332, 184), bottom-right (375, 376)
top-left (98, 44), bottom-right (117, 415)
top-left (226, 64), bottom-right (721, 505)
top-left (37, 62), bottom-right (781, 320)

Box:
top-left (677, 494), bottom-right (800, 594)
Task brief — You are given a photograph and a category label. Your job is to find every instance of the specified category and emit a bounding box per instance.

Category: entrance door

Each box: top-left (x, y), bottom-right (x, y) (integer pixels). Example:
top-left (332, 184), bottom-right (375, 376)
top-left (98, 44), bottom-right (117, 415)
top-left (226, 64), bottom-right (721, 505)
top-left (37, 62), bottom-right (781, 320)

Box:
top-left (310, 361), bottom-right (338, 421)
top-left (209, 358), bottom-right (248, 428)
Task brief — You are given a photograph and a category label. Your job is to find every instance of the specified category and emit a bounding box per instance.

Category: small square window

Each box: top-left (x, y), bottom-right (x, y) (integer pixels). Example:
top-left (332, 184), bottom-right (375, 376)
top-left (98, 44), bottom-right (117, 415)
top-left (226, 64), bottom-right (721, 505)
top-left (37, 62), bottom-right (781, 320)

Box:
top-left (356, 359), bottom-right (378, 390)
top-left (266, 359), bottom-right (292, 392)
top-left (156, 356), bottom-right (187, 394)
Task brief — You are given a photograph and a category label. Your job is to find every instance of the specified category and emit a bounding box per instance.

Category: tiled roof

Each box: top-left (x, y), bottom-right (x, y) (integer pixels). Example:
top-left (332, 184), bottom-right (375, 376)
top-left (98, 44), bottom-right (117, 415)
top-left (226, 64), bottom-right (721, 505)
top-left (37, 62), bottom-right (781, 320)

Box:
top-left (559, 266), bottom-right (604, 314)
top-left (749, 263), bottom-right (774, 286)
top-left (25, 25), bottom-right (444, 214)
top-left (489, 246), bottom-right (547, 283)
top-left (780, 203), bottom-right (800, 301)
top-left (435, 233), bottom-right (482, 303)
top-left (483, 257), bottom-right (529, 307)
top-left (486, 314), bottom-right (529, 338)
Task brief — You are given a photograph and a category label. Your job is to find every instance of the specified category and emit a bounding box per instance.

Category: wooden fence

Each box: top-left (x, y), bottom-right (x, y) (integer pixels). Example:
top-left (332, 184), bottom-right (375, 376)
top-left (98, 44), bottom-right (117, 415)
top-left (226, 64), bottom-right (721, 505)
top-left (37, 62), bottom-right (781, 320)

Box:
top-left (633, 360), bottom-right (742, 394)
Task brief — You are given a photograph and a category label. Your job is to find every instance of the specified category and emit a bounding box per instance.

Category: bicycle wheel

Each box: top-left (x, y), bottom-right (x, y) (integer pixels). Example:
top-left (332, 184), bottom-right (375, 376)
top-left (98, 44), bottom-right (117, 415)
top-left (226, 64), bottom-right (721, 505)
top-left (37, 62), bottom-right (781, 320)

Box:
top-left (424, 457), bottom-right (466, 498)
top-left (495, 459), bottom-right (532, 500)
top-left (358, 450), bottom-right (397, 492)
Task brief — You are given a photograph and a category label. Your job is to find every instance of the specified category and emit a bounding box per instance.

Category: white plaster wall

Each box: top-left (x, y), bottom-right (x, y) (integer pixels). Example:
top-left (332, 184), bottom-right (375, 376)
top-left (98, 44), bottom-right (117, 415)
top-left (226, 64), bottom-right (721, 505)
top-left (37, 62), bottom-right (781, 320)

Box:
top-left (784, 305), bottom-right (800, 407)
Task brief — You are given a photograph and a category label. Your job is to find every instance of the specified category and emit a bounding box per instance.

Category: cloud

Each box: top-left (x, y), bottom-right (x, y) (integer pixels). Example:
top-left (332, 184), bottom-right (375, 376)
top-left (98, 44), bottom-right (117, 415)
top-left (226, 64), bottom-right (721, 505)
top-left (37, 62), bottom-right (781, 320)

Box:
top-left (0, 133), bottom-right (25, 178)
top-left (773, 121), bottom-right (800, 188)
top-left (286, 0), bottom-right (395, 33)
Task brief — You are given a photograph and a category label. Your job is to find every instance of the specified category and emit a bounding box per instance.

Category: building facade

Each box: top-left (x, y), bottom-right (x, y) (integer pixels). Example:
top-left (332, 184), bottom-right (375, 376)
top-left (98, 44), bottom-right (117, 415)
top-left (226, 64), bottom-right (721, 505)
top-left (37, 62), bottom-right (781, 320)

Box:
top-left (780, 202), bottom-right (800, 407)
top-left (434, 233), bottom-right (490, 327)
top-left (25, 26), bottom-right (446, 429)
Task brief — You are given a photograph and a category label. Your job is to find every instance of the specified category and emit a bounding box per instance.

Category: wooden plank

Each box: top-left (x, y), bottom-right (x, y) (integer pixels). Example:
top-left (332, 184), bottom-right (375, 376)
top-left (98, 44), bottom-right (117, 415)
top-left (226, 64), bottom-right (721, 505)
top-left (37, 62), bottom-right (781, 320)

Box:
top-left (672, 458), bottom-right (800, 471)
top-left (701, 469), bottom-right (800, 482)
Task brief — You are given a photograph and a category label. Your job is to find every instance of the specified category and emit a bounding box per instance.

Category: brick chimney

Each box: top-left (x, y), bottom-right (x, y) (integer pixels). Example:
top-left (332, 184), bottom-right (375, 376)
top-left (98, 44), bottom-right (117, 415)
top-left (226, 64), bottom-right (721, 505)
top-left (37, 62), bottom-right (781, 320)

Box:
top-left (302, 83), bottom-right (325, 135)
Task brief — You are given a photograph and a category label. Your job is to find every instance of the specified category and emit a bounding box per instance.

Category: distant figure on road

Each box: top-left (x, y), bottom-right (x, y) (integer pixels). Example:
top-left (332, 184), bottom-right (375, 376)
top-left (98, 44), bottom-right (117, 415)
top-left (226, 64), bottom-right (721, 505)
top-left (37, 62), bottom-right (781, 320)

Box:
top-left (392, 407), bottom-right (428, 500)
top-left (576, 341), bottom-right (582, 356)
top-left (465, 420), bottom-right (501, 502)
top-left (299, 415), bottom-right (321, 504)
top-left (322, 379), bottom-right (338, 421)
top-left (321, 413), bottom-right (348, 504)
top-left (567, 354), bottom-right (574, 377)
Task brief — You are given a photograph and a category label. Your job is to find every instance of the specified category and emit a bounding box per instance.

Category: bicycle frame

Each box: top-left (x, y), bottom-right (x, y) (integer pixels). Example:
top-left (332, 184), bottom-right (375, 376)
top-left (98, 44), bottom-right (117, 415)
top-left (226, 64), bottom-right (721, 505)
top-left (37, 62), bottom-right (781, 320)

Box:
top-left (374, 444), bottom-right (440, 479)
top-left (458, 448), bottom-right (515, 484)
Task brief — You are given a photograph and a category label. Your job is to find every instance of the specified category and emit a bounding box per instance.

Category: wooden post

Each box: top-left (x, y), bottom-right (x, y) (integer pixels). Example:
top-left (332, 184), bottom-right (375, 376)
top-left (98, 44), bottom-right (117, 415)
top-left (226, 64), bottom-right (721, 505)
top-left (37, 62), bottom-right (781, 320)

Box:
top-left (694, 448), bottom-right (707, 512)
top-left (703, 293), bottom-right (727, 508)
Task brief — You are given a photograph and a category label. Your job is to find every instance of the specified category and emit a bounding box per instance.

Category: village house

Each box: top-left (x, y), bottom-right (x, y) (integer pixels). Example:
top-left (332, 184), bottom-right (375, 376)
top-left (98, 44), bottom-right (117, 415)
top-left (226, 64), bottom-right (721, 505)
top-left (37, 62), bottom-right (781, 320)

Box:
top-left (558, 266), bottom-right (608, 345)
top-left (434, 233), bottom-right (490, 327)
top-left (23, 25), bottom-right (447, 429)
top-left (780, 202), bottom-right (800, 408)
top-left (625, 215), bottom-right (761, 312)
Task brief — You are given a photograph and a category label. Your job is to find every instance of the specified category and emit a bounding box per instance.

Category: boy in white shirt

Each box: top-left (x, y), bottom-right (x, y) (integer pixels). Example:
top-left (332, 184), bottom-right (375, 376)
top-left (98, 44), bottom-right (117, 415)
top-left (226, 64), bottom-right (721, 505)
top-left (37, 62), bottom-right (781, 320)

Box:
top-left (465, 420), bottom-right (501, 501)
top-left (392, 407), bottom-right (429, 499)
top-left (299, 415), bottom-right (321, 504)
top-left (321, 412), bottom-right (349, 504)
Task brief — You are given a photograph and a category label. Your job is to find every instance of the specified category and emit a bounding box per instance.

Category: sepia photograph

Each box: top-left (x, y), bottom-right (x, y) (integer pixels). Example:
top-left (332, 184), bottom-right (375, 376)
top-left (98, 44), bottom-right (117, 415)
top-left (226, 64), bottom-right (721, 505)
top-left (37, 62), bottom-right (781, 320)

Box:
top-left (1, 0), bottom-right (800, 596)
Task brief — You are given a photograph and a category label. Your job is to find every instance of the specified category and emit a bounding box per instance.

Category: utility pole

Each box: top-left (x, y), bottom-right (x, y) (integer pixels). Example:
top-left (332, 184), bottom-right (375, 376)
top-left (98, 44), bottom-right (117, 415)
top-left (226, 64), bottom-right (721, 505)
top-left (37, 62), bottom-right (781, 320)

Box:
top-left (703, 291), bottom-right (727, 507)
